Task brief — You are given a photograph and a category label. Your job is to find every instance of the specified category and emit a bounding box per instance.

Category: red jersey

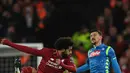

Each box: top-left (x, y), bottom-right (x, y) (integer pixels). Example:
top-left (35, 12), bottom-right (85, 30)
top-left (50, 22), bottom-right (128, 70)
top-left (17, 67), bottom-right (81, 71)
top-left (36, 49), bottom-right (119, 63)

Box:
top-left (37, 48), bottom-right (74, 73)
top-left (3, 40), bottom-right (76, 73)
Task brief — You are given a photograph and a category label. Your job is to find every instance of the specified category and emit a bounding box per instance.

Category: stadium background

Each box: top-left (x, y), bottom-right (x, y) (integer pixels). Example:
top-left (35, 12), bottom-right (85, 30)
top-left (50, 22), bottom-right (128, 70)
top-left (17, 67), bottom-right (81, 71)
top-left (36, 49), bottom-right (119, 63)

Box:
top-left (0, 0), bottom-right (130, 73)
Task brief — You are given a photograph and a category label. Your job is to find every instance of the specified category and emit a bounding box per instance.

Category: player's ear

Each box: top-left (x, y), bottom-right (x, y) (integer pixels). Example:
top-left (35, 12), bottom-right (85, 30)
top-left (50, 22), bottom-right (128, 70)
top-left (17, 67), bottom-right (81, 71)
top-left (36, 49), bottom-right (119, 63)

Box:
top-left (100, 36), bottom-right (103, 40)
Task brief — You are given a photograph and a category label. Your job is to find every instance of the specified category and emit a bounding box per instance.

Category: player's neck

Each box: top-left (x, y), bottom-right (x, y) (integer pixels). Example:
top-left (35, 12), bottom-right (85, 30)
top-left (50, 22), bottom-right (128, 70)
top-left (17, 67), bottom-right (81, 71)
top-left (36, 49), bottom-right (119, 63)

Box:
top-left (95, 41), bottom-right (102, 47)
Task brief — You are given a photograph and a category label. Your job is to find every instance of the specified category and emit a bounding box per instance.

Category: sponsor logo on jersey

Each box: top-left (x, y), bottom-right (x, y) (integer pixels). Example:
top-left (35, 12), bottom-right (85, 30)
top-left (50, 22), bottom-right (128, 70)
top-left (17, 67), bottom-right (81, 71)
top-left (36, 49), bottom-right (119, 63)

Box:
top-left (102, 48), bottom-right (105, 50)
top-left (89, 50), bottom-right (101, 57)
top-left (50, 58), bottom-right (54, 61)
top-left (46, 58), bottom-right (62, 69)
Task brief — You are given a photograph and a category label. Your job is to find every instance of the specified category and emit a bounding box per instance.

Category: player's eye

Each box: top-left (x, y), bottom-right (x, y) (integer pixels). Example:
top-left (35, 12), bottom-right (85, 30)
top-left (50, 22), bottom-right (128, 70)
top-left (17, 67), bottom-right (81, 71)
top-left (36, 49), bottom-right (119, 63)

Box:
top-left (92, 33), bottom-right (97, 36)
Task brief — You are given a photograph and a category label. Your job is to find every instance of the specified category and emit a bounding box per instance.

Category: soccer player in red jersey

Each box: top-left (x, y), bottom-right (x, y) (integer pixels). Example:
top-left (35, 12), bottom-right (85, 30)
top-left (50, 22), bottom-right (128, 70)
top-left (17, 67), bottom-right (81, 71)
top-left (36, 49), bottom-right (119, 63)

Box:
top-left (0, 37), bottom-right (76, 73)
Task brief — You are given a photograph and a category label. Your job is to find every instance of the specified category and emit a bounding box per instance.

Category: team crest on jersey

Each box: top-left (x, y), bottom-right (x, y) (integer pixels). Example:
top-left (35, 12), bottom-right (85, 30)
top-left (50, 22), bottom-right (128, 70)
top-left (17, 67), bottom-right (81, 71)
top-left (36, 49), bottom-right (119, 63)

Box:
top-left (89, 50), bottom-right (101, 57)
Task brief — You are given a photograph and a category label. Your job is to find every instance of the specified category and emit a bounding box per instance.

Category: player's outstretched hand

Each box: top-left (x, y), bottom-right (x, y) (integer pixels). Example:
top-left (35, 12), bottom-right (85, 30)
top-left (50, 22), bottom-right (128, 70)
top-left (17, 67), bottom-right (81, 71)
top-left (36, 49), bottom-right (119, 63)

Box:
top-left (0, 38), bottom-right (10, 45)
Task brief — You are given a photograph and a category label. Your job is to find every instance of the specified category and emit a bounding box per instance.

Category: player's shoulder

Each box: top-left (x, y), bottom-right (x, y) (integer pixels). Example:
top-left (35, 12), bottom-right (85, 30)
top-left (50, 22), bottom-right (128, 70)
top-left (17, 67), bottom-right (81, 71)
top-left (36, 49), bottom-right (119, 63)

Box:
top-left (104, 45), bottom-right (116, 57)
top-left (103, 44), bottom-right (114, 50)
top-left (104, 44), bottom-right (115, 53)
top-left (101, 44), bottom-right (108, 48)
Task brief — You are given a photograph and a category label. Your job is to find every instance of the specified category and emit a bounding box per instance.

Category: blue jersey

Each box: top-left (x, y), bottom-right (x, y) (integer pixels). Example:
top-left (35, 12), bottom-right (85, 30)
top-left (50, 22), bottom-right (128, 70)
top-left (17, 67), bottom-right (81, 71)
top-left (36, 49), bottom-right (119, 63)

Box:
top-left (76, 44), bottom-right (121, 73)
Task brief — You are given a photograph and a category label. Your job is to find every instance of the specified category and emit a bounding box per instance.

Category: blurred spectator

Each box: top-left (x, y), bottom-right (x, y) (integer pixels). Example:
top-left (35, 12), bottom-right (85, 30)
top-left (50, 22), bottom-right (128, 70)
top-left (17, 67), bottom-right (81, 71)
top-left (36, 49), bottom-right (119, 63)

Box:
top-left (43, 1), bottom-right (55, 17)
top-left (0, 0), bottom-right (15, 12)
top-left (0, 0), bottom-right (13, 5)
top-left (17, 0), bottom-right (24, 8)
top-left (36, 0), bottom-right (47, 20)
top-left (126, 44), bottom-right (130, 59)
top-left (123, 25), bottom-right (130, 43)
top-left (0, 0), bottom-right (51, 43)
top-left (113, 0), bottom-right (126, 33)
top-left (122, 0), bottom-right (129, 12)
top-left (72, 43), bottom-right (88, 73)
top-left (96, 16), bottom-right (106, 35)
top-left (104, 7), bottom-right (113, 34)
top-left (124, 11), bottom-right (130, 25)
top-left (0, 5), bottom-right (8, 37)
top-left (23, 0), bottom-right (34, 29)
top-left (103, 36), bottom-right (111, 45)
top-left (109, 26), bottom-right (118, 48)
top-left (72, 25), bottom-right (92, 51)
top-left (2, 11), bottom-right (11, 20)
top-left (10, 3), bottom-right (26, 42)
top-left (35, 0), bottom-right (47, 30)
top-left (119, 56), bottom-right (130, 73)
top-left (115, 34), bottom-right (127, 59)
top-left (23, 0), bottom-right (37, 38)
top-left (125, 45), bottom-right (130, 73)
top-left (110, 0), bottom-right (116, 8)
top-left (6, 24), bottom-right (16, 42)
top-left (73, 43), bottom-right (87, 67)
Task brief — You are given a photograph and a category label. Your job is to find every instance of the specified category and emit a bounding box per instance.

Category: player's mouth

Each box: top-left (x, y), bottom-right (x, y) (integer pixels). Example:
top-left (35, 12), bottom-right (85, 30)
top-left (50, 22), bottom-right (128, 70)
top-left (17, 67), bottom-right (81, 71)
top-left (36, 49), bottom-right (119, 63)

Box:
top-left (91, 38), bottom-right (95, 41)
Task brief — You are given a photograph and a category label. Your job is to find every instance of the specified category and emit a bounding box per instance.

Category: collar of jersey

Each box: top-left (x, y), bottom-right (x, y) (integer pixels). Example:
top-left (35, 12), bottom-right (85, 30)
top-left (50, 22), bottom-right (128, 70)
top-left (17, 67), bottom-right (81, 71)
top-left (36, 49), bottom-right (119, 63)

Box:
top-left (93, 43), bottom-right (104, 49)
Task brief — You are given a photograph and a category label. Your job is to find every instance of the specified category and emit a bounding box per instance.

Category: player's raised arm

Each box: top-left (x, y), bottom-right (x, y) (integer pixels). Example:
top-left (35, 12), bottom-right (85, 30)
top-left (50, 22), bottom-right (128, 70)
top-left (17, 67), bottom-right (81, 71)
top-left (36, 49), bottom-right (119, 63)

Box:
top-left (0, 38), bottom-right (44, 56)
top-left (108, 47), bottom-right (121, 73)
top-left (76, 59), bottom-right (89, 73)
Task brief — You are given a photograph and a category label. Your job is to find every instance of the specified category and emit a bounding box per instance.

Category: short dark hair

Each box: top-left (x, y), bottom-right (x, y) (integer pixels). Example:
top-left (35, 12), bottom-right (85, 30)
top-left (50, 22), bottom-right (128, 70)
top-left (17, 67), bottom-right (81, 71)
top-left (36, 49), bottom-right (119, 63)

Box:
top-left (90, 29), bottom-right (102, 36)
top-left (54, 37), bottom-right (73, 50)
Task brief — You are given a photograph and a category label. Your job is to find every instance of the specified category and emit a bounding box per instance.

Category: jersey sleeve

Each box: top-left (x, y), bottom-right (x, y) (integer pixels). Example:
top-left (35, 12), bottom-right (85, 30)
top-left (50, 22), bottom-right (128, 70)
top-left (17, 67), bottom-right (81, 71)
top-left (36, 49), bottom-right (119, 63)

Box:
top-left (76, 49), bottom-right (91, 73)
top-left (108, 48), bottom-right (121, 73)
top-left (5, 39), bottom-right (50, 56)
top-left (60, 58), bottom-right (76, 72)
top-left (2, 39), bottom-right (47, 56)
top-left (76, 58), bottom-right (89, 73)
top-left (108, 48), bottom-right (116, 60)
top-left (64, 57), bottom-right (75, 66)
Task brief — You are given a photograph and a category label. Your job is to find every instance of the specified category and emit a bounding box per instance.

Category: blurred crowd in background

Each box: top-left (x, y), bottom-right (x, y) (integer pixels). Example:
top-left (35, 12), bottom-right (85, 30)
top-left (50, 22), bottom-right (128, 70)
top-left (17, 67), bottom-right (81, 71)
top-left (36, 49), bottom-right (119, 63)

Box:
top-left (0, 0), bottom-right (55, 42)
top-left (0, 0), bottom-right (130, 73)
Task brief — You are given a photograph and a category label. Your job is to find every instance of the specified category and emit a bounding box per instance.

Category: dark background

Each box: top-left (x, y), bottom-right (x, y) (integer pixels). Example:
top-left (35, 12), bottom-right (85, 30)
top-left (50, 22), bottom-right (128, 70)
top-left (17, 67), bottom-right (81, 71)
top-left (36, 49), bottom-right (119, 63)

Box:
top-left (42, 0), bottom-right (110, 47)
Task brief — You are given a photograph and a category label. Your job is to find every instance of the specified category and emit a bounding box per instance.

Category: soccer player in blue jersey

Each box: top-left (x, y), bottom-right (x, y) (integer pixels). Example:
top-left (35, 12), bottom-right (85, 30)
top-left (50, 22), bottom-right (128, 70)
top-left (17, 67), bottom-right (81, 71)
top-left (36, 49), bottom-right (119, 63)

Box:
top-left (76, 29), bottom-right (121, 73)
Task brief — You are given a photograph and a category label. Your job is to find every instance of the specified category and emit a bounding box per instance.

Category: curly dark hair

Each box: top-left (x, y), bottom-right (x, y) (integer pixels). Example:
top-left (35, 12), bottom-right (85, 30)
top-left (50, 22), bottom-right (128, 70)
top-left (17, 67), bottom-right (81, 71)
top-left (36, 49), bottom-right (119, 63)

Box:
top-left (54, 37), bottom-right (73, 50)
top-left (90, 29), bottom-right (102, 36)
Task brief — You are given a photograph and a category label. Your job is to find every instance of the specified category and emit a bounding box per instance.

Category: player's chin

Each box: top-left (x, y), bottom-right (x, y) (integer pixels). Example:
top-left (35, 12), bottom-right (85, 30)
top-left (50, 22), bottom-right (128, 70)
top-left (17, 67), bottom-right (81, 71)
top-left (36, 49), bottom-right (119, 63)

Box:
top-left (91, 41), bottom-right (95, 43)
top-left (91, 41), bottom-right (96, 45)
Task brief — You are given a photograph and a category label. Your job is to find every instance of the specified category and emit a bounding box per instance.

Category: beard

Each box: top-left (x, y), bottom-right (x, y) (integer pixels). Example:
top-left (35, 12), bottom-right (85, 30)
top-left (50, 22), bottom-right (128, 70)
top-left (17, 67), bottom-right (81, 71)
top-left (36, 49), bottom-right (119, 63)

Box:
top-left (92, 41), bottom-right (96, 45)
top-left (91, 38), bottom-right (96, 45)
top-left (61, 52), bottom-right (68, 58)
